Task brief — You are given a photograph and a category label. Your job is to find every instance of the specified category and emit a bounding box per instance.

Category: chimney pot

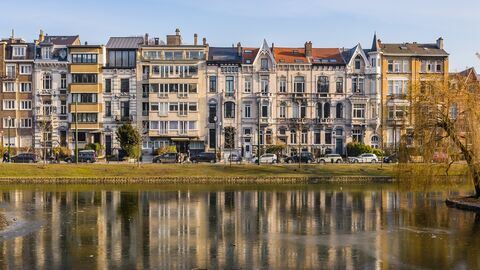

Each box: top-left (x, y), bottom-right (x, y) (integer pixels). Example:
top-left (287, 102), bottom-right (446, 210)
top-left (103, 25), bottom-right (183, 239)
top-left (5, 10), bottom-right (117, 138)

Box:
top-left (436, 37), bottom-right (444, 50)
top-left (144, 33), bottom-right (149, 45)
top-left (175, 28), bottom-right (180, 36)
top-left (194, 33), bottom-right (198, 45)
top-left (305, 41), bottom-right (313, 58)
top-left (237, 42), bottom-right (242, 57)
top-left (202, 37), bottom-right (207, 46)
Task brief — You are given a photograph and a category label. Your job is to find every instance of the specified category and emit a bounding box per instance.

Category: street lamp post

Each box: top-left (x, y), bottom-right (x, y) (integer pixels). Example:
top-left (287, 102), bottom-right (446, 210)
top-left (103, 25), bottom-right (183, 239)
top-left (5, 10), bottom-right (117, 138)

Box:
top-left (213, 116), bottom-right (218, 163)
top-left (257, 95), bottom-right (261, 165)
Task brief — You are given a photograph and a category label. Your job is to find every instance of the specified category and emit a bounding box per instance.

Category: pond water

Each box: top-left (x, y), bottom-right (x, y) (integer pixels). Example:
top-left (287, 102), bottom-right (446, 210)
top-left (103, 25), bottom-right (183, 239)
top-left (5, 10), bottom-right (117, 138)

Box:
top-left (0, 184), bottom-right (478, 269)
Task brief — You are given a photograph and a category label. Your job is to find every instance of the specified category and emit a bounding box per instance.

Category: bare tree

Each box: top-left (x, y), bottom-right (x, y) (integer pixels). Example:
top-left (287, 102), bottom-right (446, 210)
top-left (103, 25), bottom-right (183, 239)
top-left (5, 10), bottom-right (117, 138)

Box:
top-left (405, 71), bottom-right (480, 197)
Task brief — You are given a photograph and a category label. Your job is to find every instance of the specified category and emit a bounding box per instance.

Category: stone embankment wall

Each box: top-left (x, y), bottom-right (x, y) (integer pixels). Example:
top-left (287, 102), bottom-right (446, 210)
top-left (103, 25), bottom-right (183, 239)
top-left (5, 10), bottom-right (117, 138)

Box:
top-left (0, 176), bottom-right (395, 185)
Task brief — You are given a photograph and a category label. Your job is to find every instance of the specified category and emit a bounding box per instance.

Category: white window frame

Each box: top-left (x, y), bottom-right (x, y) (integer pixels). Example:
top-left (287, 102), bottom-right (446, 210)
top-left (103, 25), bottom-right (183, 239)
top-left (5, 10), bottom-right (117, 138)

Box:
top-left (20, 100), bottom-right (32, 110)
top-left (3, 100), bottom-right (16, 110)
top-left (20, 82), bottom-right (32, 92)
top-left (3, 82), bottom-right (15, 92)
top-left (19, 65), bottom-right (31, 75)
top-left (244, 103), bottom-right (251, 118)
top-left (3, 117), bottom-right (16, 128)
top-left (12, 46), bottom-right (26, 57)
top-left (20, 118), bottom-right (32, 128)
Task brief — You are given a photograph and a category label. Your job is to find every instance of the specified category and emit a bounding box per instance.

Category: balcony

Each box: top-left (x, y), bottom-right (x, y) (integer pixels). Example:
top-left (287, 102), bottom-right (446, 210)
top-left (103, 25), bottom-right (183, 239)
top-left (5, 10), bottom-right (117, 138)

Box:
top-left (69, 103), bottom-right (102, 113)
top-left (315, 118), bottom-right (333, 124)
top-left (70, 64), bottom-right (101, 73)
top-left (69, 83), bottom-right (103, 93)
top-left (387, 94), bottom-right (408, 100)
top-left (69, 122), bottom-right (102, 130)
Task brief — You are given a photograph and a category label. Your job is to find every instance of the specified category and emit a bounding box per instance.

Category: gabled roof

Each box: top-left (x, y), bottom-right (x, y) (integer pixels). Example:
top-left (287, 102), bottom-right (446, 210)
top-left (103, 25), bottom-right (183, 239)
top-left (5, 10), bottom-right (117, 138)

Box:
top-left (341, 44), bottom-right (369, 66)
top-left (458, 67), bottom-right (479, 82)
top-left (252, 39), bottom-right (276, 66)
top-left (106, 37), bottom-right (144, 49)
top-left (207, 47), bottom-right (242, 64)
top-left (380, 42), bottom-right (448, 56)
top-left (274, 47), bottom-right (344, 65)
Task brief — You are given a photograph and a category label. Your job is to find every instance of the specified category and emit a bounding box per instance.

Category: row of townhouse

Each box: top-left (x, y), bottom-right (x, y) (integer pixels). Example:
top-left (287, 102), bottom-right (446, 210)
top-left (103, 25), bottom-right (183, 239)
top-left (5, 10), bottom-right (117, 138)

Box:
top-left (0, 29), bottom-right (449, 159)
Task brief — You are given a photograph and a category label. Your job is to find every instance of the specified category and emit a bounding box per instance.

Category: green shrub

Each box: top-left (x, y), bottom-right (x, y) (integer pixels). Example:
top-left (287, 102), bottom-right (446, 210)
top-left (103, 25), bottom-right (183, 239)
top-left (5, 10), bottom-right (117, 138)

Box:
top-left (346, 142), bottom-right (373, 157)
top-left (53, 146), bottom-right (71, 158)
top-left (85, 143), bottom-right (103, 155)
top-left (154, 145), bottom-right (177, 156)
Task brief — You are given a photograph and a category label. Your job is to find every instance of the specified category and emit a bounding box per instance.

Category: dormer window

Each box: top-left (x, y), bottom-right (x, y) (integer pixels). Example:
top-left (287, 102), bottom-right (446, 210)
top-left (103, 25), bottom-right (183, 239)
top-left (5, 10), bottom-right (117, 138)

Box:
top-left (12, 46), bottom-right (26, 57)
top-left (261, 58), bottom-right (268, 70)
top-left (354, 56), bottom-right (362, 70)
top-left (41, 47), bottom-right (51, 59)
top-left (292, 50), bottom-right (299, 54)
top-left (244, 50), bottom-right (252, 54)
top-left (295, 59), bottom-right (304, 63)
top-left (245, 60), bottom-right (251, 64)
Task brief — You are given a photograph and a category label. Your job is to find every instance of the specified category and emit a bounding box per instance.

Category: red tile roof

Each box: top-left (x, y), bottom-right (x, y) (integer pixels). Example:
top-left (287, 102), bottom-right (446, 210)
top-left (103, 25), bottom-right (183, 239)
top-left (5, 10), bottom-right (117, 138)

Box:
top-left (273, 47), bottom-right (344, 64)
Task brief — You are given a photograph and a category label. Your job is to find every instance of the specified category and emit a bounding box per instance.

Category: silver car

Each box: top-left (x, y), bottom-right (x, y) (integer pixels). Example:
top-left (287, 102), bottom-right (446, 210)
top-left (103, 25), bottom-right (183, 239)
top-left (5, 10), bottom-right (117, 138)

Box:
top-left (318, 154), bottom-right (343, 163)
top-left (252, 154), bottom-right (278, 164)
top-left (348, 153), bottom-right (379, 163)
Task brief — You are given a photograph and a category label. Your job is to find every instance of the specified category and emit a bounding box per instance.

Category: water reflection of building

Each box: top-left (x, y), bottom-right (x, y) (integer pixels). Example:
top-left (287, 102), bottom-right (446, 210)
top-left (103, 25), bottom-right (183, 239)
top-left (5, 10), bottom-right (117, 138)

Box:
top-left (0, 188), bottom-right (474, 269)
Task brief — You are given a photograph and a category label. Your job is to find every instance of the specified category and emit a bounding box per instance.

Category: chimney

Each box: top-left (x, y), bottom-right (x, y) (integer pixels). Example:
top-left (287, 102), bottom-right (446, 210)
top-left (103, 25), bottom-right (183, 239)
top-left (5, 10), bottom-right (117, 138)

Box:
top-left (154, 38), bottom-right (159, 45)
top-left (38, 30), bottom-right (45, 43)
top-left (237, 42), bottom-right (242, 57)
top-left (305, 41), bottom-right (312, 58)
top-left (144, 33), bottom-right (149, 45)
top-left (166, 29), bottom-right (182, 45)
top-left (436, 37), bottom-right (444, 50)
top-left (202, 37), bottom-right (207, 46)
top-left (194, 33), bottom-right (198, 45)
top-left (175, 28), bottom-right (180, 36)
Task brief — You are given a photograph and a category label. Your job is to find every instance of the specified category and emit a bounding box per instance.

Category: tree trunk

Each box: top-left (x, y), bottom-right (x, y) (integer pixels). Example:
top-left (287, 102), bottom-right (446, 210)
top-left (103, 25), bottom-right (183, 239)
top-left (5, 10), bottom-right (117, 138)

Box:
top-left (441, 121), bottom-right (480, 197)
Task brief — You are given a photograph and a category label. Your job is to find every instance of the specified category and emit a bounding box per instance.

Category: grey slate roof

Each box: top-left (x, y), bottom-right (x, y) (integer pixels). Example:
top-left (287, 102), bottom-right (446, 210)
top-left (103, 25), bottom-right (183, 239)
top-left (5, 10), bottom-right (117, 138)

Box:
top-left (42, 35), bottom-right (80, 46)
top-left (208, 47), bottom-right (242, 64)
top-left (380, 42), bottom-right (448, 56)
top-left (106, 37), bottom-right (144, 49)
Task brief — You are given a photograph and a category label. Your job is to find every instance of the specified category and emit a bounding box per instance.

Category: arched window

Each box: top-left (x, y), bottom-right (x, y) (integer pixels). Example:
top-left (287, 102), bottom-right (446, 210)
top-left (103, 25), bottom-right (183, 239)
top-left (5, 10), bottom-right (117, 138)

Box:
top-left (279, 102), bottom-right (287, 118)
top-left (43, 73), bottom-right (52, 90)
top-left (292, 102), bottom-right (299, 118)
top-left (294, 76), bottom-right (305, 93)
top-left (300, 102), bottom-right (307, 118)
top-left (371, 135), bottom-right (380, 148)
top-left (336, 103), bottom-right (343, 118)
top-left (265, 129), bottom-right (272, 144)
top-left (316, 103), bottom-right (322, 118)
top-left (224, 102), bottom-right (235, 118)
top-left (324, 102), bottom-right (330, 118)
top-left (354, 55), bottom-right (362, 70)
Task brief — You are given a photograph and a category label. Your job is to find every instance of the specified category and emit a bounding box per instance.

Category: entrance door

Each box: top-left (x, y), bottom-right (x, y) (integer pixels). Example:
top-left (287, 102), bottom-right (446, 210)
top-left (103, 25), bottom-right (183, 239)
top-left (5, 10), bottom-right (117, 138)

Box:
top-left (105, 135), bottom-right (112, 156)
top-left (335, 138), bottom-right (343, 155)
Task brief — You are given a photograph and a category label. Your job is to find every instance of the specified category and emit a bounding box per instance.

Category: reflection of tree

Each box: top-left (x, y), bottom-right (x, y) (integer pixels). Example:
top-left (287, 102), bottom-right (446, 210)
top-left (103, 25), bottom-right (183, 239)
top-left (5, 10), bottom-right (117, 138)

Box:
top-left (224, 127), bottom-right (235, 149)
top-left (117, 192), bottom-right (138, 224)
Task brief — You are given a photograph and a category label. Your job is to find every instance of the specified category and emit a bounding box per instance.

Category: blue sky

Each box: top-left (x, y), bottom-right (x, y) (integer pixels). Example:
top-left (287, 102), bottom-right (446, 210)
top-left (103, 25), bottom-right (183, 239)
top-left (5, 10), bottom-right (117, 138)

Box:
top-left (2, 0), bottom-right (478, 71)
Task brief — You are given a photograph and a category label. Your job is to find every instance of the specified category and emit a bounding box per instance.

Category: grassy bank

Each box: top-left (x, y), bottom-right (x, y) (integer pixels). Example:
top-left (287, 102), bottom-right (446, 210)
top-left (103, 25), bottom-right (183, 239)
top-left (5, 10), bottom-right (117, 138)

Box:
top-left (0, 163), bottom-right (470, 179)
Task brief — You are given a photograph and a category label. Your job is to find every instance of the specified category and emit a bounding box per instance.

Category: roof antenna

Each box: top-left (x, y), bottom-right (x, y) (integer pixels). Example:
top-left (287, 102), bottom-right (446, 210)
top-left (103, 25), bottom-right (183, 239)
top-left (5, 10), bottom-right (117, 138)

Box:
top-left (11, 29), bottom-right (14, 39)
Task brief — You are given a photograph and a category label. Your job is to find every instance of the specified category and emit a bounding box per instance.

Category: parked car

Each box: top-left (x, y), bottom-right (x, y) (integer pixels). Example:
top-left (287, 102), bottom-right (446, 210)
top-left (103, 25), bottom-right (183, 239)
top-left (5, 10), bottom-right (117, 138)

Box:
top-left (285, 152), bottom-right (315, 164)
top-left (348, 153), bottom-right (379, 163)
top-left (383, 153), bottom-right (399, 163)
top-left (153, 152), bottom-right (178, 163)
top-left (190, 152), bottom-right (216, 163)
top-left (65, 150), bottom-right (98, 163)
top-left (11, 153), bottom-right (39, 163)
top-left (228, 153), bottom-right (242, 163)
top-left (318, 154), bottom-right (343, 164)
top-left (252, 154), bottom-right (278, 164)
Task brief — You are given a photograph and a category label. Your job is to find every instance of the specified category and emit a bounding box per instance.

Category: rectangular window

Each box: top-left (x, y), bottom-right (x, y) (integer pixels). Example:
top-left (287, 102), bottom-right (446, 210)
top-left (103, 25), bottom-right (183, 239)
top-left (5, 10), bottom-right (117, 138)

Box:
top-left (244, 77), bottom-right (252, 93)
top-left (261, 105), bottom-right (268, 118)
top-left (6, 65), bottom-right (15, 78)
top-left (290, 131), bottom-right (297, 144)
top-left (314, 130), bottom-right (321, 144)
top-left (169, 103), bottom-right (179, 112)
top-left (352, 77), bottom-right (364, 93)
top-left (179, 102), bottom-right (188, 116)
top-left (61, 100), bottom-right (67, 115)
top-left (159, 102), bottom-right (168, 116)
top-left (71, 54), bottom-right (98, 64)
top-left (105, 79), bottom-right (111, 93)
top-left (60, 74), bottom-right (67, 89)
top-left (120, 101), bottom-right (130, 118)
top-left (20, 118), bottom-right (32, 128)
top-left (188, 102), bottom-right (198, 112)
top-left (353, 104), bottom-right (366, 118)
top-left (261, 59), bottom-right (268, 70)
top-left (169, 121), bottom-right (178, 130)
top-left (244, 128), bottom-right (251, 135)
top-left (72, 113), bottom-right (98, 123)
top-left (336, 77), bottom-right (343, 93)
top-left (20, 82), bottom-right (31, 92)
top-left (107, 50), bottom-right (136, 68)
top-left (261, 77), bottom-right (269, 94)
top-left (19, 65), bottom-right (31, 74)
top-left (159, 121), bottom-right (168, 134)
top-left (20, 100), bottom-right (32, 110)
top-left (3, 100), bottom-right (16, 110)
top-left (72, 74), bottom-right (97, 84)
top-left (13, 47), bottom-right (25, 57)
top-left (3, 117), bottom-right (16, 128)
top-left (209, 76), bottom-right (217, 93)
top-left (150, 102), bottom-right (159, 112)
top-left (189, 84), bottom-right (197, 93)
top-left (105, 101), bottom-right (112, 117)
top-left (226, 76), bottom-right (234, 95)
top-left (4, 82), bottom-right (15, 92)
top-left (279, 105), bottom-right (286, 118)
top-left (325, 130), bottom-right (332, 144)
top-left (387, 60), bottom-right (394, 72)
top-left (72, 93), bottom-right (97, 103)
top-left (317, 76), bottom-right (329, 93)
top-left (279, 78), bottom-right (287, 93)
top-left (120, 79), bottom-right (129, 93)
top-left (244, 104), bottom-right (251, 118)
